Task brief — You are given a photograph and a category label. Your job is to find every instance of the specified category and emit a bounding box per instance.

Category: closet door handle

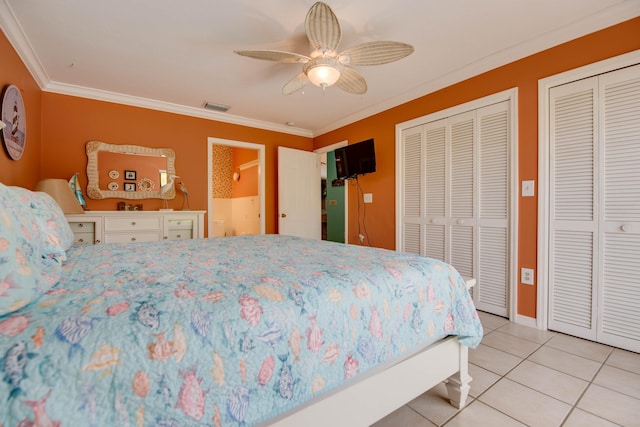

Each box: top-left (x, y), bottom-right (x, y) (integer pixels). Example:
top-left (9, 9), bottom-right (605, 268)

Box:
top-left (281, 213), bottom-right (287, 218)
top-left (620, 224), bottom-right (629, 232)
top-left (457, 219), bottom-right (464, 225)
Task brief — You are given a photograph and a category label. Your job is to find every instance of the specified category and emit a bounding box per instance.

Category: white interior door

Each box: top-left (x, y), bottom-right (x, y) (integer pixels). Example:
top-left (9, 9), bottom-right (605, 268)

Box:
top-left (278, 147), bottom-right (321, 239)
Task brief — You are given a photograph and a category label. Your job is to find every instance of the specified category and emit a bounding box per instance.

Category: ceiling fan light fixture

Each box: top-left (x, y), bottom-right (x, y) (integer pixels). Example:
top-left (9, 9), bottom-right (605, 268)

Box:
top-left (235, 2), bottom-right (413, 95)
top-left (304, 57), bottom-right (343, 88)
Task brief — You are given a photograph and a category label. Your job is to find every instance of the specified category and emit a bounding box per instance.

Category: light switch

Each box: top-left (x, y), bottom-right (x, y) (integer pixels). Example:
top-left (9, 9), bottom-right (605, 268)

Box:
top-left (363, 193), bottom-right (373, 203)
top-left (522, 180), bottom-right (535, 197)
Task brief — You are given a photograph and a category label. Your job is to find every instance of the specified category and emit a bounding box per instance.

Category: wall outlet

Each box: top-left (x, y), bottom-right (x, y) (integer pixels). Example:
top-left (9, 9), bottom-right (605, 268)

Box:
top-left (363, 193), bottom-right (373, 203)
top-left (521, 268), bottom-right (534, 285)
top-left (359, 234), bottom-right (365, 244)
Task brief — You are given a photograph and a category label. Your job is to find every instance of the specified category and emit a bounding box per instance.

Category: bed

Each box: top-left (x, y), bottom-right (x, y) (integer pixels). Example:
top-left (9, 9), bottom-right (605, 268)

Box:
top-left (0, 182), bottom-right (483, 426)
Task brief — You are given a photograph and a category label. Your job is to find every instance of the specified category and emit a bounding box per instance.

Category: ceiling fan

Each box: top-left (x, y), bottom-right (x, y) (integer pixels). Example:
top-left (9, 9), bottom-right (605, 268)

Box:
top-left (234, 2), bottom-right (414, 95)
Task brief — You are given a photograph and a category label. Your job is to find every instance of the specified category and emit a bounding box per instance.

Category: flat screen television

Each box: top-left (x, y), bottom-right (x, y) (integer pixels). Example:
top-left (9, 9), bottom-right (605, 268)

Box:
top-left (334, 138), bottom-right (376, 179)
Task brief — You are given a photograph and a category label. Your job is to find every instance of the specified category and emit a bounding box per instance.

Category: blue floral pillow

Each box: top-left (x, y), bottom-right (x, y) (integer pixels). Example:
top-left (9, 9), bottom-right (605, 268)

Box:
top-left (0, 183), bottom-right (63, 316)
top-left (29, 190), bottom-right (75, 260)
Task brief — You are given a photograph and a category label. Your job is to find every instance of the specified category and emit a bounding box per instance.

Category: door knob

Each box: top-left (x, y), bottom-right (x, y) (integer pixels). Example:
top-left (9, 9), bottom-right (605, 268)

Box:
top-left (281, 213), bottom-right (287, 218)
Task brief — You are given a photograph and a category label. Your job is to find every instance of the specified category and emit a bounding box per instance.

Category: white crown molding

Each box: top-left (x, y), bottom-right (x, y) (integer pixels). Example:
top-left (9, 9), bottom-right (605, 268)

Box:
top-left (0, 0), bottom-right (313, 138)
top-left (0, 0), bottom-right (49, 88)
top-left (2, 0), bottom-right (637, 138)
top-left (314, 0), bottom-right (640, 136)
top-left (43, 81), bottom-right (313, 138)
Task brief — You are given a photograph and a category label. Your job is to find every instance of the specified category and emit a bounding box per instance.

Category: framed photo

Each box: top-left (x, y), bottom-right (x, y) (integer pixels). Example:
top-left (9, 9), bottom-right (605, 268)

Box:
top-left (124, 182), bottom-right (136, 192)
top-left (1, 84), bottom-right (27, 160)
top-left (124, 170), bottom-right (137, 180)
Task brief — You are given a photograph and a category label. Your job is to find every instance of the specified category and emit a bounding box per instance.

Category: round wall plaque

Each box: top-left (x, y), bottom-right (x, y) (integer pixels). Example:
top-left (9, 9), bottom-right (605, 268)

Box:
top-left (1, 85), bottom-right (27, 160)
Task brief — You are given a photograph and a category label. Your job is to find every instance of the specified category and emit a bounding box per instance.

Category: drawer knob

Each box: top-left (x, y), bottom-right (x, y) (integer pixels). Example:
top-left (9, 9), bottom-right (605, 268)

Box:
top-left (96, 240), bottom-right (101, 244)
top-left (78, 238), bottom-right (85, 243)
top-left (78, 223), bottom-right (84, 228)
top-left (131, 237), bottom-right (136, 241)
top-left (131, 221), bottom-right (137, 226)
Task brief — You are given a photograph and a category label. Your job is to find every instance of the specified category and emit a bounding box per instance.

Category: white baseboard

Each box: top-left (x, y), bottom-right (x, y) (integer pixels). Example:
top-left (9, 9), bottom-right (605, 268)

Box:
top-left (514, 314), bottom-right (540, 329)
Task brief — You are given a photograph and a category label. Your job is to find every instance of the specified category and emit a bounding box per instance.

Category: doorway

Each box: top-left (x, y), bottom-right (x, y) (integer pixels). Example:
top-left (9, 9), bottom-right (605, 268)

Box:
top-left (207, 137), bottom-right (265, 238)
top-left (315, 141), bottom-right (348, 243)
top-left (276, 143), bottom-right (348, 241)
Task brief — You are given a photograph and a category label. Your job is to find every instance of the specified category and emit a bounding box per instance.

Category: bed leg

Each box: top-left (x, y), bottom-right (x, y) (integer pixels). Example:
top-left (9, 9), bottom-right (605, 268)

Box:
top-left (445, 345), bottom-right (471, 409)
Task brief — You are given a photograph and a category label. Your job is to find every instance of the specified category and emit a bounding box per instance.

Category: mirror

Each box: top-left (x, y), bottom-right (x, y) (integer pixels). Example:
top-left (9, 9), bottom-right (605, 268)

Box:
top-left (86, 140), bottom-right (176, 200)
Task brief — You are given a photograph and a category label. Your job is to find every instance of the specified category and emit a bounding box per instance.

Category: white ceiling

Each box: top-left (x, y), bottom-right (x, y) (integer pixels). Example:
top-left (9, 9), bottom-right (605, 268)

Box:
top-left (1, 0), bottom-right (638, 137)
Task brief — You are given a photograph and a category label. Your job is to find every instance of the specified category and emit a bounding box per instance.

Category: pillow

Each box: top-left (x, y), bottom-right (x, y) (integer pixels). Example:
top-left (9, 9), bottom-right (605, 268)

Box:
top-left (0, 183), bottom-right (63, 316)
top-left (29, 190), bottom-right (75, 259)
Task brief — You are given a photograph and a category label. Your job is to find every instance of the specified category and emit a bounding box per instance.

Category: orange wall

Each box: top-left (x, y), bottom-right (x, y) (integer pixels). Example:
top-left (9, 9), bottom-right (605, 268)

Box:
top-left (2, 19), bottom-right (639, 320)
top-left (313, 17), bottom-right (640, 318)
top-left (0, 31), bottom-right (42, 187)
top-left (39, 93), bottom-right (312, 234)
top-left (231, 147), bottom-right (259, 198)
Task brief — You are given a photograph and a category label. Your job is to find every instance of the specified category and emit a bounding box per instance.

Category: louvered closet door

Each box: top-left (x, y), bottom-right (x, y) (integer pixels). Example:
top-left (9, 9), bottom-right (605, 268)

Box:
top-left (475, 102), bottom-right (510, 315)
top-left (400, 125), bottom-right (424, 255)
top-left (549, 77), bottom-right (598, 340)
top-left (549, 64), bottom-right (640, 352)
top-left (424, 120), bottom-right (447, 260)
top-left (448, 112), bottom-right (476, 281)
top-left (598, 65), bottom-right (640, 352)
top-left (398, 97), bottom-right (512, 318)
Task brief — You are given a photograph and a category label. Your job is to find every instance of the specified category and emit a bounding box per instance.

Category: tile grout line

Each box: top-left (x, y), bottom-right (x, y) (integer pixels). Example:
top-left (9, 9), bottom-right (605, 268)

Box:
top-left (478, 316), bottom-right (635, 426)
top-left (439, 330), bottom-right (545, 427)
top-left (480, 326), bottom-right (613, 426)
top-left (395, 315), bottom-right (638, 427)
top-left (558, 348), bottom-right (618, 426)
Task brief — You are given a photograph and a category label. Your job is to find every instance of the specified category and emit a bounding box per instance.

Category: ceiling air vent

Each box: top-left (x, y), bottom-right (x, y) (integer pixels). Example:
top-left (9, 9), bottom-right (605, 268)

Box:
top-left (203, 101), bottom-right (230, 113)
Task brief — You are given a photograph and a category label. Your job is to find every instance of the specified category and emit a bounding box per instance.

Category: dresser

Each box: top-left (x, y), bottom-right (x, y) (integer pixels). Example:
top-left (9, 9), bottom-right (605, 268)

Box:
top-left (65, 211), bottom-right (206, 245)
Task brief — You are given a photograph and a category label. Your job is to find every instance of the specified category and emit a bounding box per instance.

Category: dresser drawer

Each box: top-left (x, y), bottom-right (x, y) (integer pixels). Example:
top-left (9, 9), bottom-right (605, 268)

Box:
top-left (104, 231), bottom-right (162, 244)
top-left (166, 229), bottom-right (193, 240)
top-left (67, 211), bottom-right (204, 244)
top-left (105, 217), bottom-right (161, 232)
top-left (73, 232), bottom-right (95, 245)
top-left (167, 219), bottom-right (193, 230)
top-left (69, 222), bottom-right (95, 233)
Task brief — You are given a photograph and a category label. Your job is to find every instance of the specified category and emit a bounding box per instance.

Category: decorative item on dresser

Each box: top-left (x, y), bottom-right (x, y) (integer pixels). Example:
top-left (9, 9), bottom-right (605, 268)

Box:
top-left (65, 210), bottom-right (205, 244)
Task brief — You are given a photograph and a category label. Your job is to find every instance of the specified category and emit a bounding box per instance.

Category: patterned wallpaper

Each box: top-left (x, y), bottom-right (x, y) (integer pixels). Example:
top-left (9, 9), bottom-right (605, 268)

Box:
top-left (212, 145), bottom-right (233, 198)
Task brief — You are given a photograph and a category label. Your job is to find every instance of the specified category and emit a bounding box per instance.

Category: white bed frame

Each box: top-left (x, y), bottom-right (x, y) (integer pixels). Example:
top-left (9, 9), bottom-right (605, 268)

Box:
top-left (269, 278), bottom-right (476, 427)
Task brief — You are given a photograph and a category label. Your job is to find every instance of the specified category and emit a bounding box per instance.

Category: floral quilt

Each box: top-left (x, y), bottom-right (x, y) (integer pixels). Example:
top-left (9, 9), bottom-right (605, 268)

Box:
top-left (0, 235), bottom-right (482, 426)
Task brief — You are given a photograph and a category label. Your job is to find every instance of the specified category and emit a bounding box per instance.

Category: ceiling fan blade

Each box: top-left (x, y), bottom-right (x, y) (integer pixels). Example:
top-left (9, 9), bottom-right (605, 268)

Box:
top-left (234, 50), bottom-right (310, 64)
top-left (335, 67), bottom-right (367, 94)
top-left (339, 41), bottom-right (414, 66)
top-left (282, 72), bottom-right (308, 95)
top-left (305, 2), bottom-right (341, 53)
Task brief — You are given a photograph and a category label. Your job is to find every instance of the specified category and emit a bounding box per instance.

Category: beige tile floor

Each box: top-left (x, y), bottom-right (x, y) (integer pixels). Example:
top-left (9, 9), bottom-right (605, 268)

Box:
top-left (372, 311), bottom-right (640, 427)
